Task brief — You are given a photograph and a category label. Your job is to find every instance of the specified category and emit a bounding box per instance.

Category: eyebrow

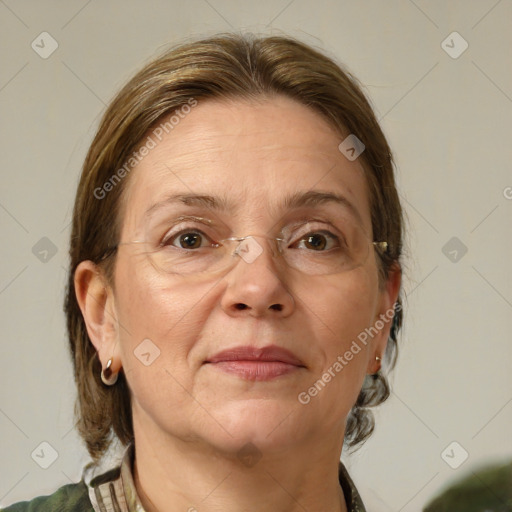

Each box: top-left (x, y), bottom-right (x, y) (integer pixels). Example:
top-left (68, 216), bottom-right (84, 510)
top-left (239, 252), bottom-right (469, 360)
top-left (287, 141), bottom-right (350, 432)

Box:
top-left (145, 190), bottom-right (363, 224)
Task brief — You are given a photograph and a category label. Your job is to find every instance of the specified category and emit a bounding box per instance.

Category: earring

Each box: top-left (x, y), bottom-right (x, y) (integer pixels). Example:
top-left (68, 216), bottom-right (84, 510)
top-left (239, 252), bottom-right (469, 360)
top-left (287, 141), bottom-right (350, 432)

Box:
top-left (101, 358), bottom-right (118, 386)
top-left (374, 355), bottom-right (382, 374)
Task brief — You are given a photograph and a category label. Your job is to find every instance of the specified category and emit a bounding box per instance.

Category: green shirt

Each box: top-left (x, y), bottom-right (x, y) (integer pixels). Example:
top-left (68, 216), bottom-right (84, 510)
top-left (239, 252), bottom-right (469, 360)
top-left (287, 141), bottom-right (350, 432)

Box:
top-left (1, 444), bottom-right (366, 511)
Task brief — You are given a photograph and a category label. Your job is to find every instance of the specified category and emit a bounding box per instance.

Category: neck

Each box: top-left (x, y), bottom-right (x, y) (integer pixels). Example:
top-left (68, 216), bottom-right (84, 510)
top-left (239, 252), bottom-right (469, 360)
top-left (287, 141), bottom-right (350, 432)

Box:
top-left (131, 417), bottom-right (348, 512)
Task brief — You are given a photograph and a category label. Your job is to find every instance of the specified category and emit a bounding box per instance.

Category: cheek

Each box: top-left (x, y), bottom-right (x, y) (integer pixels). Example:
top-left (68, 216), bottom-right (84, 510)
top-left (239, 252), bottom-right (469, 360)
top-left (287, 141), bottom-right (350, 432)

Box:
top-left (299, 269), bottom-right (378, 413)
top-left (309, 268), bottom-right (377, 352)
top-left (115, 255), bottom-right (201, 335)
top-left (112, 265), bottom-right (223, 438)
top-left (113, 261), bottom-right (208, 391)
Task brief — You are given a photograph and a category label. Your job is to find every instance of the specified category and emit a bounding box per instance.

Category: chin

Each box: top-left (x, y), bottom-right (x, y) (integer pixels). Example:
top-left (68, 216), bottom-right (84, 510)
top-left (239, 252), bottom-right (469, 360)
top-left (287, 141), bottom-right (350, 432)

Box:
top-left (201, 398), bottom-right (309, 455)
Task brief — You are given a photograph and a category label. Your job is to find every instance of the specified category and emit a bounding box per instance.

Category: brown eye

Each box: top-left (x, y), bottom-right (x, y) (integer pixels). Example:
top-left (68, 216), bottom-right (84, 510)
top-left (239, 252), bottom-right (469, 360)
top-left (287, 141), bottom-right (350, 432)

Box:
top-left (178, 232), bottom-right (203, 249)
top-left (161, 228), bottom-right (213, 250)
top-left (292, 230), bottom-right (340, 251)
top-left (303, 234), bottom-right (327, 251)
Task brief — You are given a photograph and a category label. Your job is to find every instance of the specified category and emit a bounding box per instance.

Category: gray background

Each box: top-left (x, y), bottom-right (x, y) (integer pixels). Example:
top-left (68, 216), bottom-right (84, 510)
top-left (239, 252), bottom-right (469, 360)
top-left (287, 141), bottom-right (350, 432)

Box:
top-left (1, 1), bottom-right (511, 510)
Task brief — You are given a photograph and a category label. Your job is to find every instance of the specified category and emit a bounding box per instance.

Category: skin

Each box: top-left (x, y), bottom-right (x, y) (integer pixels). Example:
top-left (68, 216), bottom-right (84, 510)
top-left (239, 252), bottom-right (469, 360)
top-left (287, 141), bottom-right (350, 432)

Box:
top-left (75, 95), bottom-right (401, 512)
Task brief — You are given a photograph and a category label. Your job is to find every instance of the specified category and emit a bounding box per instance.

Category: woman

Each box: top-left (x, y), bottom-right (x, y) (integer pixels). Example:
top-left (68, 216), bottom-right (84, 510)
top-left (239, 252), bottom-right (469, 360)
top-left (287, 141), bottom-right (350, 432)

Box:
top-left (2, 33), bottom-right (403, 512)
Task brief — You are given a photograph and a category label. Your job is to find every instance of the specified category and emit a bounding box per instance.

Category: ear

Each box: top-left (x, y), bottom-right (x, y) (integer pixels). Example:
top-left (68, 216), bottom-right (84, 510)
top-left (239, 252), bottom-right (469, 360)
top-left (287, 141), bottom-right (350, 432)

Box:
top-left (367, 263), bottom-right (402, 374)
top-left (74, 260), bottom-right (122, 374)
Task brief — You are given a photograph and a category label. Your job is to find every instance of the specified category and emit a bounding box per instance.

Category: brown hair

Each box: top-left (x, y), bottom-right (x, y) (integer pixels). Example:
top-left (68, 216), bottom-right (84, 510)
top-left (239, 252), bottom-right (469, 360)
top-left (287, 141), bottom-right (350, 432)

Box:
top-left (65, 32), bottom-right (404, 464)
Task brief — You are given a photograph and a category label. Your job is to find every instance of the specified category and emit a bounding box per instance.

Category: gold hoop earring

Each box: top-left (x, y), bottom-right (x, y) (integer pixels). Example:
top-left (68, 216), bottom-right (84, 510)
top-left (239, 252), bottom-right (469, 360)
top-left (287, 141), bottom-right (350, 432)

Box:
top-left (101, 358), bottom-right (118, 386)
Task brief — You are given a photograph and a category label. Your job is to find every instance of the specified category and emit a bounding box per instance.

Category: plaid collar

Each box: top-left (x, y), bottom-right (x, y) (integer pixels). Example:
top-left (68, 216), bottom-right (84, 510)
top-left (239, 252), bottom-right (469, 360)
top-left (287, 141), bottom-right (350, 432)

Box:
top-left (85, 444), bottom-right (366, 512)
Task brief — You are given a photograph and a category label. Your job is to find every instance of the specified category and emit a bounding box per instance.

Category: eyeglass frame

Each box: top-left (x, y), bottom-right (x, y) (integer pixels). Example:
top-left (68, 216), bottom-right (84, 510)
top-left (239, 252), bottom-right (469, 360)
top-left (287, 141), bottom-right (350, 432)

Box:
top-left (98, 232), bottom-right (389, 275)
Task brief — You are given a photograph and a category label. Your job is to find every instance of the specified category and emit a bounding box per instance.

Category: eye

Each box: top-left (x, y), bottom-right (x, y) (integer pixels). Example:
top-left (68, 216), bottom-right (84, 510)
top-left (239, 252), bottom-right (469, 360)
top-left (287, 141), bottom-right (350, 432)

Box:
top-left (161, 228), bottom-right (216, 250)
top-left (291, 230), bottom-right (341, 251)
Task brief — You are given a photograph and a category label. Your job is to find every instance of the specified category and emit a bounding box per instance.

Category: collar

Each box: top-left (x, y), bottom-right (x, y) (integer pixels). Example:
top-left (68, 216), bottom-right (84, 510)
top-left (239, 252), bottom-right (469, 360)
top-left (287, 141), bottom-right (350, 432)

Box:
top-left (84, 444), bottom-right (145, 512)
top-left (84, 444), bottom-right (366, 512)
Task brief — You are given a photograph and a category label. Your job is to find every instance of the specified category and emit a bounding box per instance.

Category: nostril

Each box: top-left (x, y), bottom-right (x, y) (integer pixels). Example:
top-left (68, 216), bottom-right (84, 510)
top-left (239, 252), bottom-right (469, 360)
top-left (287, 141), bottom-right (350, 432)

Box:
top-left (270, 304), bottom-right (283, 311)
top-left (235, 303), bottom-right (248, 310)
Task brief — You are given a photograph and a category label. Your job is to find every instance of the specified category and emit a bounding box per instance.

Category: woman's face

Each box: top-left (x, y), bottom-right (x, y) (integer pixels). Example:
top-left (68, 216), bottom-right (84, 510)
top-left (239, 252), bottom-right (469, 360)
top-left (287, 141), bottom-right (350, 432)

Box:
top-left (108, 95), bottom-right (399, 455)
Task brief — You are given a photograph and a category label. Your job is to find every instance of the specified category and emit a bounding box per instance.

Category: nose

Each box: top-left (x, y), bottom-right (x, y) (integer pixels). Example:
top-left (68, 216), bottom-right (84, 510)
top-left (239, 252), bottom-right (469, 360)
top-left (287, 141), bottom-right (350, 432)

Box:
top-left (220, 236), bottom-right (295, 317)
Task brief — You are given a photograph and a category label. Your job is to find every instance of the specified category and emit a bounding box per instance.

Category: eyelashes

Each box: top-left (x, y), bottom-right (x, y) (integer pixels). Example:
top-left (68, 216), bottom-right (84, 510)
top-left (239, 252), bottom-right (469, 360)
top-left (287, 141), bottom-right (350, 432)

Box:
top-left (160, 224), bottom-right (344, 253)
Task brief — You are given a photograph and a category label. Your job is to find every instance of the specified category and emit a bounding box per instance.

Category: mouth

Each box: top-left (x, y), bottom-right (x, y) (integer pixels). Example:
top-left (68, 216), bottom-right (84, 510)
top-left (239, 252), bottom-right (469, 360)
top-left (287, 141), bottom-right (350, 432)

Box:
top-left (204, 345), bottom-right (306, 381)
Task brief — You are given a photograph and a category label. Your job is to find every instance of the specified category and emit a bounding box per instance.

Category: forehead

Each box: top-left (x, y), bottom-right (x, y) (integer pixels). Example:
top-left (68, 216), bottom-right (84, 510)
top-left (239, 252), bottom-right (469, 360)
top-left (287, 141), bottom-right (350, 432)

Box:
top-left (120, 96), bottom-right (372, 235)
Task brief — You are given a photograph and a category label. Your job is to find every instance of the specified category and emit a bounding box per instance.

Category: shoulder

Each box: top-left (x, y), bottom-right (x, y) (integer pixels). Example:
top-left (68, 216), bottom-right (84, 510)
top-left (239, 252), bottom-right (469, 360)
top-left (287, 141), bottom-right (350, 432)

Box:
top-left (1, 480), bottom-right (94, 512)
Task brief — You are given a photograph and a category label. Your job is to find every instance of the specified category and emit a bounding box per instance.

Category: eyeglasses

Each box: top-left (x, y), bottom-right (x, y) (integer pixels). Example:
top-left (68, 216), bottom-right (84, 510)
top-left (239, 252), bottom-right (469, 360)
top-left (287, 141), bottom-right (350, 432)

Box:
top-left (102, 220), bottom-right (388, 277)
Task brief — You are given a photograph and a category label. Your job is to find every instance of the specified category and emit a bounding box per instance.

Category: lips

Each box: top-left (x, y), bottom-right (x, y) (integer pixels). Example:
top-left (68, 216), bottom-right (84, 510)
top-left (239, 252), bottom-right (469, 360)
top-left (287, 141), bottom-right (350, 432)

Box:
top-left (204, 345), bottom-right (305, 381)
top-left (205, 345), bottom-right (305, 366)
